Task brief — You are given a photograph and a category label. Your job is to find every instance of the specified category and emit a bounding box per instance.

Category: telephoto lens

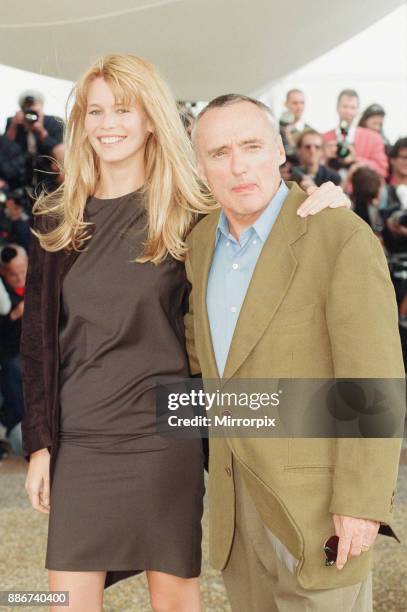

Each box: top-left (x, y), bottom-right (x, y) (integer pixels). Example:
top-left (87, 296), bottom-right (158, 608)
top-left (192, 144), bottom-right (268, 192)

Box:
top-left (24, 110), bottom-right (39, 124)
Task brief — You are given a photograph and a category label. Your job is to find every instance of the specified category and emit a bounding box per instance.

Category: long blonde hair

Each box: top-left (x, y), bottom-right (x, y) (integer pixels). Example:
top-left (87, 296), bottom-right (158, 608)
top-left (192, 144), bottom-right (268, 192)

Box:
top-left (33, 54), bottom-right (216, 263)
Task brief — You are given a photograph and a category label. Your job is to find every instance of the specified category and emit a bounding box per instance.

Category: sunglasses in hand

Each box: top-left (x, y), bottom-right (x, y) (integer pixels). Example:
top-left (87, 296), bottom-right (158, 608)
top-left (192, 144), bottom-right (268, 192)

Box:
top-left (323, 535), bottom-right (339, 567)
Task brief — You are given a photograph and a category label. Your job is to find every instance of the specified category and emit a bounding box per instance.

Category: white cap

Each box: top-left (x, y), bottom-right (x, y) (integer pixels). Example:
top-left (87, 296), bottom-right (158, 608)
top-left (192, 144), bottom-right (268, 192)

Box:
top-left (18, 89), bottom-right (45, 108)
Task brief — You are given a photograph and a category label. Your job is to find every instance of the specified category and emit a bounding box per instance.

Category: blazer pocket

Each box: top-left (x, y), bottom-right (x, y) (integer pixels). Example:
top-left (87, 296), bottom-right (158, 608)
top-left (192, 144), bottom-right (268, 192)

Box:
top-left (270, 303), bottom-right (316, 328)
top-left (283, 465), bottom-right (333, 474)
top-left (286, 438), bottom-right (335, 470)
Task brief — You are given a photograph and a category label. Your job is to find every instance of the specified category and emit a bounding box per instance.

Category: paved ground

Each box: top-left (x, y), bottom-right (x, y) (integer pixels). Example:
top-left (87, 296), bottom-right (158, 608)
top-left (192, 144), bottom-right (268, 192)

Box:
top-left (1, 443), bottom-right (406, 611)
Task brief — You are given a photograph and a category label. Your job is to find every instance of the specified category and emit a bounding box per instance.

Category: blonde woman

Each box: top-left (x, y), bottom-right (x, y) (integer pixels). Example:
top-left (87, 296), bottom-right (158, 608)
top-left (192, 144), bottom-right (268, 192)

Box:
top-left (21, 54), bottom-right (348, 611)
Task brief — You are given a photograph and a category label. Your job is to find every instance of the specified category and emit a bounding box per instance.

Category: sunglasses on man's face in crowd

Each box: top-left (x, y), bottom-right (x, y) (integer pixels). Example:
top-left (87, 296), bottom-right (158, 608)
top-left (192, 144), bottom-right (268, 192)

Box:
top-left (323, 535), bottom-right (339, 566)
top-left (302, 143), bottom-right (322, 151)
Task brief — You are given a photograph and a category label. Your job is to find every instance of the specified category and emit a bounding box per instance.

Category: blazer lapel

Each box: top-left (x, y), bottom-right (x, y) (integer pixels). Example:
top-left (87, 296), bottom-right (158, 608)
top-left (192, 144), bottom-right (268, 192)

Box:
top-left (193, 211), bottom-right (221, 379)
top-left (222, 183), bottom-right (307, 380)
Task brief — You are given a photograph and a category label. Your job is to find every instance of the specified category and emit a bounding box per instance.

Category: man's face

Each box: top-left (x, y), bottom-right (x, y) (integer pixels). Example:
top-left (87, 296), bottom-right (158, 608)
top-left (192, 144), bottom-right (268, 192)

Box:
top-left (22, 101), bottom-right (43, 114)
top-left (1, 253), bottom-right (27, 289)
top-left (337, 95), bottom-right (359, 125)
top-left (298, 133), bottom-right (323, 167)
top-left (286, 92), bottom-right (305, 121)
top-left (195, 102), bottom-right (285, 223)
top-left (391, 147), bottom-right (407, 179)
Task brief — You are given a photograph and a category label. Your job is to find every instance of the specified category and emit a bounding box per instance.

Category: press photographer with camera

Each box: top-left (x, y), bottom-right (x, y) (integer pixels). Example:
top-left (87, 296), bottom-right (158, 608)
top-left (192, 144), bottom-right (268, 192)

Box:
top-left (291, 129), bottom-right (341, 190)
top-left (279, 89), bottom-right (312, 158)
top-left (380, 138), bottom-right (407, 255)
top-left (323, 89), bottom-right (388, 181)
top-left (5, 90), bottom-right (64, 191)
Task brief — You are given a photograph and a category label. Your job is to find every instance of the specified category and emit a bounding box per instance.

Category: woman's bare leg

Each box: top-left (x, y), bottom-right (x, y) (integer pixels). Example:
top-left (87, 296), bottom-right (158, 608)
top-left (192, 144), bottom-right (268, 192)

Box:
top-left (48, 570), bottom-right (106, 612)
top-left (147, 571), bottom-right (202, 612)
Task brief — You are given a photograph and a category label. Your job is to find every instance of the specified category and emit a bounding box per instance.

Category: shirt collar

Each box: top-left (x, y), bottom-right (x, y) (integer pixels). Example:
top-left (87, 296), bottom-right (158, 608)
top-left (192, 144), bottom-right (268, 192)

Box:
top-left (215, 180), bottom-right (289, 245)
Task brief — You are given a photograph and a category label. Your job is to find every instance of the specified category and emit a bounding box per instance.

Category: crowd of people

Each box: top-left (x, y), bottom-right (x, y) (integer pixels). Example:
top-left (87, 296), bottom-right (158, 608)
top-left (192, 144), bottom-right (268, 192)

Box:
top-left (0, 90), bottom-right (64, 457)
top-left (278, 89), bottom-right (407, 245)
top-left (275, 88), bottom-right (407, 355)
top-left (1, 85), bottom-right (406, 459)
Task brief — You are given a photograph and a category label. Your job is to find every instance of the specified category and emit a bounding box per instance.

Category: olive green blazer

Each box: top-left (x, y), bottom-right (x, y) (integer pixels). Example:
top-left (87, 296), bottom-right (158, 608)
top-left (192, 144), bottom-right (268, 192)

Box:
top-left (185, 182), bottom-right (405, 589)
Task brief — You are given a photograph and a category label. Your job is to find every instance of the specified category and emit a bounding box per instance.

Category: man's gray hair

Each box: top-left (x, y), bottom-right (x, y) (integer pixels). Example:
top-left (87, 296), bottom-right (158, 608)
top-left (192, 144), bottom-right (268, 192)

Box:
top-left (18, 89), bottom-right (45, 109)
top-left (192, 94), bottom-right (279, 143)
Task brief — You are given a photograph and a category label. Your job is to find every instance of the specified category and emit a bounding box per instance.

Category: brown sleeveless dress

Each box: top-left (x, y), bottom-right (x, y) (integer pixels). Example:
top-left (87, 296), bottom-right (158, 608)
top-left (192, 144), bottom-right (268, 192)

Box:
top-left (45, 189), bottom-right (204, 589)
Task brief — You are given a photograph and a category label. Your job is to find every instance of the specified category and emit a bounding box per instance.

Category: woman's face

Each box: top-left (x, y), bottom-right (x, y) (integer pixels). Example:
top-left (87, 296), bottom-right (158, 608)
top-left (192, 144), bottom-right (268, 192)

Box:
top-left (365, 115), bottom-right (384, 133)
top-left (84, 77), bottom-right (152, 166)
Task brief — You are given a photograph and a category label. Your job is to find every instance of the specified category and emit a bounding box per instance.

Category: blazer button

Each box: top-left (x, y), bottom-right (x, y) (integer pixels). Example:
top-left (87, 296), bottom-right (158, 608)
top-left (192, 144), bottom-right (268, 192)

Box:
top-left (225, 466), bottom-right (232, 477)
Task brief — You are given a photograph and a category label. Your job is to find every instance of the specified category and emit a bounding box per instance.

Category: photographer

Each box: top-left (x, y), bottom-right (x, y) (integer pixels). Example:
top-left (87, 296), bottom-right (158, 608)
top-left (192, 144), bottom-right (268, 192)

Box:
top-left (5, 89), bottom-right (64, 191)
top-left (380, 139), bottom-right (407, 255)
top-left (323, 89), bottom-right (388, 181)
top-left (0, 244), bottom-right (28, 455)
top-left (292, 129), bottom-right (341, 189)
top-left (279, 89), bottom-right (312, 159)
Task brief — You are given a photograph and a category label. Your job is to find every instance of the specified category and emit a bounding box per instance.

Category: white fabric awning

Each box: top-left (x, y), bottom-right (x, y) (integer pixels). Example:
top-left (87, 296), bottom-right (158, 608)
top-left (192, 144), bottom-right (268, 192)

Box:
top-left (0, 0), bottom-right (404, 99)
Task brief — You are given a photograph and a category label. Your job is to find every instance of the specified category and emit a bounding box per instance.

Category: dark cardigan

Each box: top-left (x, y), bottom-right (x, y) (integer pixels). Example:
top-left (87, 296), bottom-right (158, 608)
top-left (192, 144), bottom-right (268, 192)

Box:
top-left (20, 214), bottom-right (95, 483)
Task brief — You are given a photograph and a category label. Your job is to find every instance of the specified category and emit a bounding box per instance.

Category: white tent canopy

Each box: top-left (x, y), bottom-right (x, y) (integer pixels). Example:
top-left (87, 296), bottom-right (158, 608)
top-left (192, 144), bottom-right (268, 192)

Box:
top-left (0, 0), bottom-right (404, 100)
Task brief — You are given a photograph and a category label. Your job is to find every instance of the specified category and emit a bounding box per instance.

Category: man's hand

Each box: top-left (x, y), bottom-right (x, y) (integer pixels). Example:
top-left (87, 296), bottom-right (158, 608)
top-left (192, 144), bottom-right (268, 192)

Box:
top-left (11, 110), bottom-right (25, 127)
top-left (31, 122), bottom-right (48, 141)
top-left (10, 301), bottom-right (24, 320)
top-left (297, 181), bottom-right (351, 217)
top-left (333, 514), bottom-right (380, 570)
top-left (387, 219), bottom-right (407, 238)
top-left (30, 109), bottom-right (48, 140)
top-left (6, 111), bottom-right (25, 141)
top-left (342, 144), bottom-right (357, 167)
top-left (299, 175), bottom-right (317, 192)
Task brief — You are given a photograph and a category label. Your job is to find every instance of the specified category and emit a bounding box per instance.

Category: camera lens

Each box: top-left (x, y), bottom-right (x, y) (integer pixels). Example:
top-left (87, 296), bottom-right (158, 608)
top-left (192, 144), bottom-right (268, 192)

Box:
top-left (24, 110), bottom-right (39, 124)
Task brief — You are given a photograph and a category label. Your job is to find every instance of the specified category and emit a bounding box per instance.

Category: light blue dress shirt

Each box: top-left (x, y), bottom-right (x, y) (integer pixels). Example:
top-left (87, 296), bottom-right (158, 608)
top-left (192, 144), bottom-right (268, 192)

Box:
top-left (206, 181), bottom-right (289, 376)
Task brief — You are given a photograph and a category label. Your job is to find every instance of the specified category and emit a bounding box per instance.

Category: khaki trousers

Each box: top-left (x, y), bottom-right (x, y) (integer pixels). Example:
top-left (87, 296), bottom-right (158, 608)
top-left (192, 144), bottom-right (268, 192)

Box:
top-left (222, 461), bottom-right (373, 612)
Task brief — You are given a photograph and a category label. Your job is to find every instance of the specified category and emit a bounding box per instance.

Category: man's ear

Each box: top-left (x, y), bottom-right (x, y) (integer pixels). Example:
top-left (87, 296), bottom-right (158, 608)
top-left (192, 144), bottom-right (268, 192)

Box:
top-left (276, 134), bottom-right (286, 166)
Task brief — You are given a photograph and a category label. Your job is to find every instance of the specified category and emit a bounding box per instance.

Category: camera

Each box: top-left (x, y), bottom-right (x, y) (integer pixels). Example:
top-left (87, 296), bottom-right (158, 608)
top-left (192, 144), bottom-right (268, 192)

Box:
top-left (336, 121), bottom-right (351, 159)
top-left (279, 111), bottom-right (295, 128)
top-left (389, 210), bottom-right (407, 228)
top-left (0, 188), bottom-right (31, 214)
top-left (22, 96), bottom-right (39, 124)
top-left (291, 166), bottom-right (307, 183)
top-left (24, 110), bottom-right (39, 124)
top-left (336, 141), bottom-right (351, 159)
top-left (0, 189), bottom-right (7, 205)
